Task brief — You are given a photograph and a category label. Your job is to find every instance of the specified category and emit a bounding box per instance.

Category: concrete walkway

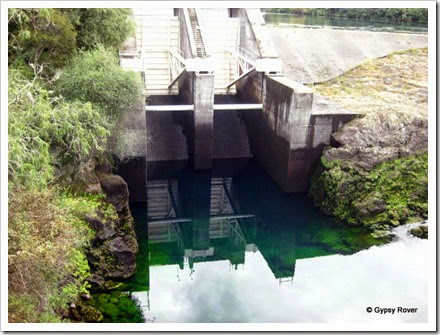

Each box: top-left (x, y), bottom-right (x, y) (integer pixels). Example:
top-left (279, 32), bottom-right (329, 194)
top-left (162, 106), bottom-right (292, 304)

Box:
top-left (268, 26), bottom-right (428, 83)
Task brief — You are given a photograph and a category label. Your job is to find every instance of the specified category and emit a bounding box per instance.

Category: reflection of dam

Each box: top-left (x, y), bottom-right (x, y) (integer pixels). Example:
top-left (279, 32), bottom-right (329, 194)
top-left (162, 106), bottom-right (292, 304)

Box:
top-left (146, 176), bottom-right (256, 270)
top-left (143, 170), bottom-right (301, 283)
top-left (127, 161), bottom-right (366, 295)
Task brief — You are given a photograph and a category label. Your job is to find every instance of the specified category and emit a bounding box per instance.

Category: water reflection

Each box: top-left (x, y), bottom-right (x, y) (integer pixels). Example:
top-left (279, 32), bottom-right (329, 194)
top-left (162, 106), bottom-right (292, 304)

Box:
top-left (124, 160), bottom-right (427, 323)
top-left (127, 161), bottom-right (384, 294)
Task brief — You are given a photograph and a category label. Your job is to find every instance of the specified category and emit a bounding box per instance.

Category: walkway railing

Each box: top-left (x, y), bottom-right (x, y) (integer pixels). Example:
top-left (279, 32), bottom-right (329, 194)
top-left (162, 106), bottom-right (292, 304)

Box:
top-left (225, 47), bottom-right (258, 89)
top-left (167, 47), bottom-right (186, 90)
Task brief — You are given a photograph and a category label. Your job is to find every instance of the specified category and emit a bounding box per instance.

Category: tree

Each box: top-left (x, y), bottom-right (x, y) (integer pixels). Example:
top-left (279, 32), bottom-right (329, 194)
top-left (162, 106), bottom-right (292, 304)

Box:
top-left (63, 9), bottom-right (135, 50)
top-left (8, 9), bottom-right (77, 77)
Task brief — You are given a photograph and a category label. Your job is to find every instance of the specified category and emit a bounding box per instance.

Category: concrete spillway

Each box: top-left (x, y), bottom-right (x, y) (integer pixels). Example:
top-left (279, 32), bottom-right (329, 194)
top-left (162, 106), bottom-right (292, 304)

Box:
top-left (268, 26), bottom-right (428, 83)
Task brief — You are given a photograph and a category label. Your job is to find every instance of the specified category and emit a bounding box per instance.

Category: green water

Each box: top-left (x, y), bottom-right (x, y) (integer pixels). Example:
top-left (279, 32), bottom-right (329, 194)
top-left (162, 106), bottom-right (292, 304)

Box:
top-left (264, 13), bottom-right (428, 34)
top-left (95, 159), bottom-right (427, 323)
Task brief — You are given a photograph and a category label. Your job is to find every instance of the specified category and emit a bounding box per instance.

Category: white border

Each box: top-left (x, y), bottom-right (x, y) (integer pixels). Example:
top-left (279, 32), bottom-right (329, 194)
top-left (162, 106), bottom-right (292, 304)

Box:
top-left (1, 1), bottom-right (436, 332)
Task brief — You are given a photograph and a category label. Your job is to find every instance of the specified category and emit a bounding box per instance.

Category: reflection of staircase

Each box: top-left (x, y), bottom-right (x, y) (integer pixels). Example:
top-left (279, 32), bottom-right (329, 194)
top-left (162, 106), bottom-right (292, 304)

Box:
top-left (210, 177), bottom-right (233, 215)
top-left (187, 8), bottom-right (206, 57)
top-left (148, 222), bottom-right (178, 243)
top-left (209, 221), bottom-right (232, 239)
top-left (147, 180), bottom-right (178, 219)
top-left (209, 177), bottom-right (237, 240)
top-left (147, 179), bottom-right (182, 244)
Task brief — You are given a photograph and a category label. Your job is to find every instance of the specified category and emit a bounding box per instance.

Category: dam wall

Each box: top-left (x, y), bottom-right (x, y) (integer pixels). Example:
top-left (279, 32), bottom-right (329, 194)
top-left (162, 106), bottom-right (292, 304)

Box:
top-left (118, 7), bottom-right (361, 200)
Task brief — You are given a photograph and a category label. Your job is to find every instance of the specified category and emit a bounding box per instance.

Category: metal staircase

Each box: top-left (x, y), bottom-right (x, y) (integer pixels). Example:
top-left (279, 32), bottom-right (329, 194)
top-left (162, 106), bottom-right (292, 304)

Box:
top-left (196, 9), bottom-right (239, 93)
top-left (120, 8), bottom-right (180, 95)
top-left (187, 9), bottom-right (206, 57)
top-left (120, 8), bottom-right (250, 95)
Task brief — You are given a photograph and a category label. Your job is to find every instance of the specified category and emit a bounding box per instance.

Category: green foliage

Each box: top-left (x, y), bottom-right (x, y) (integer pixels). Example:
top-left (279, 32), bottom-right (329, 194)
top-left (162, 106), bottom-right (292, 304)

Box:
top-left (264, 8), bottom-right (428, 23)
top-left (63, 9), bottom-right (135, 50)
top-left (8, 188), bottom-right (101, 322)
top-left (310, 154), bottom-right (428, 227)
top-left (55, 47), bottom-right (144, 122)
top-left (8, 9), bottom-right (77, 76)
top-left (87, 292), bottom-right (144, 323)
top-left (8, 7), bottom-right (140, 323)
top-left (58, 191), bottom-right (119, 223)
top-left (8, 69), bottom-right (109, 190)
top-left (8, 9), bottom-right (135, 77)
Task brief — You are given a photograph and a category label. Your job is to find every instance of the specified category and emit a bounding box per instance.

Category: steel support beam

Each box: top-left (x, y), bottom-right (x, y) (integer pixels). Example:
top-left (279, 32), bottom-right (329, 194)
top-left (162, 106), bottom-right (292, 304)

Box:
top-left (145, 104), bottom-right (262, 112)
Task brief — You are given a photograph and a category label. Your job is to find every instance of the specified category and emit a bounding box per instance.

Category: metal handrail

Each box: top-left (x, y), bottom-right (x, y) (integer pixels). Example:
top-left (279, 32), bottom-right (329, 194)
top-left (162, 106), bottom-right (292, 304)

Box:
top-left (236, 46), bottom-right (259, 62)
top-left (183, 9), bottom-right (197, 57)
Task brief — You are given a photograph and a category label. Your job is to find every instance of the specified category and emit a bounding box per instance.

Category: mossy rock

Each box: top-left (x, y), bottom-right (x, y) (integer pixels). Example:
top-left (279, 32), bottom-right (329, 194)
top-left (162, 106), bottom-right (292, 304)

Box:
top-left (310, 154), bottom-right (428, 228)
top-left (78, 304), bottom-right (103, 322)
top-left (410, 225), bottom-right (428, 239)
top-left (97, 293), bottom-right (109, 305)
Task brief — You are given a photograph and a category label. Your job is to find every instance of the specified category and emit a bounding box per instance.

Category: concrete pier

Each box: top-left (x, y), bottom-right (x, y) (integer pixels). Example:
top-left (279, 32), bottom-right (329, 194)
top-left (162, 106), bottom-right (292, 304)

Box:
top-left (193, 73), bottom-right (215, 170)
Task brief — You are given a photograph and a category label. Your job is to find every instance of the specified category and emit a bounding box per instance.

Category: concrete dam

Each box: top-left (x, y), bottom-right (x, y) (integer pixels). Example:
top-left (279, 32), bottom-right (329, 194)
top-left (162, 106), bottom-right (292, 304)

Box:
top-left (117, 8), bottom-right (358, 201)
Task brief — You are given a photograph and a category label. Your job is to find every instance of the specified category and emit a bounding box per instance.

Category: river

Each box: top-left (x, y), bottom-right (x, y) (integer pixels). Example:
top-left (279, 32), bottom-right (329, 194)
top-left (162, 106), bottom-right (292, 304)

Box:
top-left (264, 13), bottom-right (428, 34)
top-left (119, 159), bottom-right (428, 323)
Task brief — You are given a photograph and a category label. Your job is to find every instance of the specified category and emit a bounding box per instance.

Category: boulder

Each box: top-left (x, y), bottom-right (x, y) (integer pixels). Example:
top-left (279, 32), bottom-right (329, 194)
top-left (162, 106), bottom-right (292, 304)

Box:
top-left (77, 304), bottom-right (104, 322)
top-left (88, 235), bottom-right (138, 280)
top-left (85, 214), bottom-right (104, 231)
top-left (97, 174), bottom-right (130, 213)
top-left (326, 111), bottom-right (427, 171)
top-left (75, 158), bottom-right (102, 194)
top-left (410, 225), bottom-right (428, 239)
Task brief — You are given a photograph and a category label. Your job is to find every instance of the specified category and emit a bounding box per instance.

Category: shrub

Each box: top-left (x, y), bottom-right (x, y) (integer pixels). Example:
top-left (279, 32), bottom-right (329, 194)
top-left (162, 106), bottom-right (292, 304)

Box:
top-left (8, 188), bottom-right (99, 322)
top-left (8, 69), bottom-right (108, 189)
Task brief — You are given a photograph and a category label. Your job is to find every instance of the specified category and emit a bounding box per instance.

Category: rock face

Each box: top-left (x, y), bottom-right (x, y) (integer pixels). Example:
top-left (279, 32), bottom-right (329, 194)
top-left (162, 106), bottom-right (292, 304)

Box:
top-left (309, 49), bottom-right (428, 230)
top-left (86, 173), bottom-right (138, 281)
top-left (309, 109), bottom-right (428, 228)
top-left (323, 111), bottom-right (428, 170)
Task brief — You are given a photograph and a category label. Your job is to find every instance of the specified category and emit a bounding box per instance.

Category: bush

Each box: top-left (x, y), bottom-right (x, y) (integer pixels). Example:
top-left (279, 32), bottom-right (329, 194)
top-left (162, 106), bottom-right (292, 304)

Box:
top-left (55, 47), bottom-right (144, 122)
top-left (8, 69), bottom-right (109, 189)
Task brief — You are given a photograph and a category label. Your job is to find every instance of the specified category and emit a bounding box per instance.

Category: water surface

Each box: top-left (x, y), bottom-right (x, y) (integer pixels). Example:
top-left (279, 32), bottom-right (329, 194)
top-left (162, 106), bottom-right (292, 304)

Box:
top-left (264, 13), bottom-right (428, 34)
top-left (126, 160), bottom-right (428, 323)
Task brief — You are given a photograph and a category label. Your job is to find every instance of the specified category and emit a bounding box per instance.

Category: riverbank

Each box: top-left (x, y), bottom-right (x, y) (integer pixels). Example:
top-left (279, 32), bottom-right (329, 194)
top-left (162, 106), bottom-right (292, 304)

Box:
top-left (309, 48), bottom-right (428, 232)
top-left (268, 26), bottom-right (428, 83)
